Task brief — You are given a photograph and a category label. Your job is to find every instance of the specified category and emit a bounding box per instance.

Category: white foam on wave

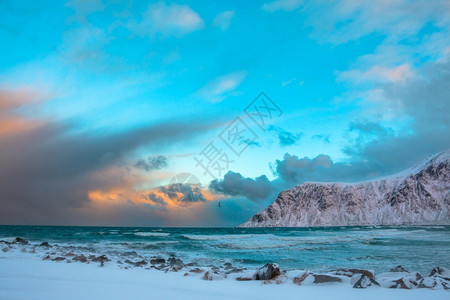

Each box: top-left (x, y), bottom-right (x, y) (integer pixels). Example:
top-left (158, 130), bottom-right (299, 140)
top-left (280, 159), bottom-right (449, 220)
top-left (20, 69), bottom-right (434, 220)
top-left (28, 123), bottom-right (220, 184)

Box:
top-left (220, 240), bottom-right (304, 250)
top-left (134, 232), bottom-right (170, 237)
top-left (182, 234), bottom-right (269, 241)
top-left (140, 240), bottom-right (178, 245)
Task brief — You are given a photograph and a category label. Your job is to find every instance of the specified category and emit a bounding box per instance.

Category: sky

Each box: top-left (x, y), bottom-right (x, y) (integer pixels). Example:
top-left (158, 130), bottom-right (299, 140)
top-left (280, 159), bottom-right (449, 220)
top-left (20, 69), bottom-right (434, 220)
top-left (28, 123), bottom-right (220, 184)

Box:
top-left (0, 0), bottom-right (449, 226)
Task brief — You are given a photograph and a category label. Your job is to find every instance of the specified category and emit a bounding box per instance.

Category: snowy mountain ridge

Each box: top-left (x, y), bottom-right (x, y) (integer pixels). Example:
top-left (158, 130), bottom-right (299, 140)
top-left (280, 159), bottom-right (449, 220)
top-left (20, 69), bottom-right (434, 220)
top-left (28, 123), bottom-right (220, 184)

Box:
top-left (241, 150), bottom-right (450, 227)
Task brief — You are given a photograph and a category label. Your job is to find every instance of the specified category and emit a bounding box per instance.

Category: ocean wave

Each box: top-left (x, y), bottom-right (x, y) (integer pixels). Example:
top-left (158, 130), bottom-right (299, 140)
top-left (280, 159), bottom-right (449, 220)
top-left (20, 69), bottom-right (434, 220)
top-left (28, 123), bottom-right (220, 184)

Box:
top-left (217, 241), bottom-right (303, 250)
top-left (144, 241), bottom-right (177, 245)
top-left (268, 235), bottom-right (364, 244)
top-left (182, 234), bottom-right (276, 241)
top-left (134, 232), bottom-right (170, 237)
top-left (421, 226), bottom-right (446, 229)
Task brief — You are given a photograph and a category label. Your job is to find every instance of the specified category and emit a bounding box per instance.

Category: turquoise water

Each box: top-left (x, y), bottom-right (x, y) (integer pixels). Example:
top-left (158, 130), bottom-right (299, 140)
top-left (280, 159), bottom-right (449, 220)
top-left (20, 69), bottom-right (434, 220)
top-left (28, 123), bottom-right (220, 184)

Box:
top-left (1, 225), bottom-right (449, 273)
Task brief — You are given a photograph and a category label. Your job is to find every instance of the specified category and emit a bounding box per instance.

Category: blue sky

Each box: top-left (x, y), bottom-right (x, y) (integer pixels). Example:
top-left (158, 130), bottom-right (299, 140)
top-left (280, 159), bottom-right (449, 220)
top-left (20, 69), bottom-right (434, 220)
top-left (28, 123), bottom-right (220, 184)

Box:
top-left (1, 0), bottom-right (449, 226)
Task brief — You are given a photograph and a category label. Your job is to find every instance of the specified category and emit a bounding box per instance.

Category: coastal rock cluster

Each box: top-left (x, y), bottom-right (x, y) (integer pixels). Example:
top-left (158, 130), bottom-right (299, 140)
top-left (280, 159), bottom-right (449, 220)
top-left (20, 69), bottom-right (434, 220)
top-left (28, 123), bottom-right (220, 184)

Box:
top-left (242, 150), bottom-right (450, 227)
top-left (1, 237), bottom-right (449, 290)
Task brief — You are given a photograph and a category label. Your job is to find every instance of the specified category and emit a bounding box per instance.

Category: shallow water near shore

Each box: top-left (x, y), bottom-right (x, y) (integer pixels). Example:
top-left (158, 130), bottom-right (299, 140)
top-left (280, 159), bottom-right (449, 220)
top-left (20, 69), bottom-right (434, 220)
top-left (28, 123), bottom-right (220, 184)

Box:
top-left (1, 225), bottom-right (449, 274)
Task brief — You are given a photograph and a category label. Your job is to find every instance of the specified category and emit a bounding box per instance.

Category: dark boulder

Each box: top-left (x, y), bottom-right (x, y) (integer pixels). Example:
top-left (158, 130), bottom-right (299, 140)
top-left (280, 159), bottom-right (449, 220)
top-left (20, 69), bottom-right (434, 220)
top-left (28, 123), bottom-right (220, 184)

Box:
top-left (189, 268), bottom-right (204, 274)
top-left (236, 277), bottom-right (253, 281)
top-left (353, 275), bottom-right (380, 288)
top-left (168, 256), bottom-right (183, 266)
top-left (134, 260), bottom-right (147, 267)
top-left (121, 251), bottom-right (139, 258)
top-left (223, 263), bottom-right (233, 270)
top-left (390, 277), bottom-right (418, 289)
top-left (72, 255), bottom-right (88, 263)
top-left (184, 262), bottom-right (196, 267)
top-left (377, 271), bottom-right (422, 289)
top-left (150, 264), bottom-right (165, 270)
top-left (417, 267), bottom-right (450, 290)
top-left (92, 255), bottom-right (109, 262)
top-left (388, 273), bottom-right (422, 290)
top-left (150, 258), bottom-right (166, 265)
top-left (418, 276), bottom-right (450, 290)
top-left (13, 237), bottom-right (28, 245)
top-left (429, 267), bottom-right (450, 278)
top-left (253, 263), bottom-right (281, 280)
top-left (125, 259), bottom-right (147, 267)
top-left (390, 265), bottom-right (408, 272)
top-left (312, 274), bottom-right (342, 284)
top-left (168, 256), bottom-right (184, 270)
top-left (92, 255), bottom-right (110, 266)
top-left (333, 268), bottom-right (374, 279)
top-left (52, 257), bottom-right (65, 262)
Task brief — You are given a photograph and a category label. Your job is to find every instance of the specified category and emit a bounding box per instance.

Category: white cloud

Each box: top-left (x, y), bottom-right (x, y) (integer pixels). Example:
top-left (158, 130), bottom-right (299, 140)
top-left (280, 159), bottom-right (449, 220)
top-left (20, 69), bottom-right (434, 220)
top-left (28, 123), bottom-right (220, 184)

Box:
top-left (213, 11), bottom-right (235, 31)
top-left (338, 64), bottom-right (415, 84)
top-left (302, 0), bottom-right (450, 44)
top-left (262, 0), bottom-right (303, 12)
top-left (272, 0), bottom-right (450, 64)
top-left (304, 1), bottom-right (450, 124)
top-left (132, 2), bottom-right (204, 38)
top-left (198, 71), bottom-right (247, 103)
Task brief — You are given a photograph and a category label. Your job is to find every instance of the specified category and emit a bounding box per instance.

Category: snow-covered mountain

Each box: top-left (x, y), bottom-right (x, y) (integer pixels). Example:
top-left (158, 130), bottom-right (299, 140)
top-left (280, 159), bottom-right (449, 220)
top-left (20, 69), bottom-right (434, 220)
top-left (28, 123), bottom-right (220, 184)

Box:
top-left (241, 150), bottom-right (450, 227)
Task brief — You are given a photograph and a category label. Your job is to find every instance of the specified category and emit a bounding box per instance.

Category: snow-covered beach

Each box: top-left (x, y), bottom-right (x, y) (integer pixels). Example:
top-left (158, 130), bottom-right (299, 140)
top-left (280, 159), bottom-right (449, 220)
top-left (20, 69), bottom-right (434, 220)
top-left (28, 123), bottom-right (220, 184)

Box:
top-left (1, 250), bottom-right (449, 300)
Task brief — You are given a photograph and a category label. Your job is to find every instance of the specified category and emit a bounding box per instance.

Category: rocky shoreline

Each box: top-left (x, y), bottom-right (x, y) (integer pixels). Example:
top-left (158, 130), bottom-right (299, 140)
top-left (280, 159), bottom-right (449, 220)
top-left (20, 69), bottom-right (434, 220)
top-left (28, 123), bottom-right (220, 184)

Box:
top-left (1, 237), bottom-right (449, 290)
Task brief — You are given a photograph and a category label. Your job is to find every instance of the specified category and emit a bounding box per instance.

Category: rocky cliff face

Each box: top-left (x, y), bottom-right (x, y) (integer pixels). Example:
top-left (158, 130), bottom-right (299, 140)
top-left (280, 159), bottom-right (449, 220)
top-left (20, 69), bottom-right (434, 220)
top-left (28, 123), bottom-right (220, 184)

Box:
top-left (241, 150), bottom-right (450, 227)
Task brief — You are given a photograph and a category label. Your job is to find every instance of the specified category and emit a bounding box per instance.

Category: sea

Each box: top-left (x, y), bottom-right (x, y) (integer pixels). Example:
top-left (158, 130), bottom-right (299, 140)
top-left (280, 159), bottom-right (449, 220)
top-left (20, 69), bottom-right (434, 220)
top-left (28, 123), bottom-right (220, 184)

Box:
top-left (1, 225), bottom-right (449, 274)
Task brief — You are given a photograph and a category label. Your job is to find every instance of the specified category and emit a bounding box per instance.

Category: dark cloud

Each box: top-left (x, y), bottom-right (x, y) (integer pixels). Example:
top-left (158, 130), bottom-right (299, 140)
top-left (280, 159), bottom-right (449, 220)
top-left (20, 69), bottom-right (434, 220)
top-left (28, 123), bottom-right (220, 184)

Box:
top-left (274, 153), bottom-right (381, 184)
top-left (143, 183), bottom-right (208, 209)
top-left (343, 57), bottom-right (450, 172)
top-left (161, 183), bottom-right (207, 204)
top-left (273, 57), bottom-right (450, 185)
top-left (209, 171), bottom-right (272, 201)
top-left (348, 120), bottom-right (391, 135)
top-left (268, 125), bottom-right (302, 146)
top-left (0, 91), bottom-right (220, 224)
top-left (146, 192), bottom-right (167, 206)
top-left (135, 155), bottom-right (167, 172)
top-left (276, 153), bottom-right (329, 183)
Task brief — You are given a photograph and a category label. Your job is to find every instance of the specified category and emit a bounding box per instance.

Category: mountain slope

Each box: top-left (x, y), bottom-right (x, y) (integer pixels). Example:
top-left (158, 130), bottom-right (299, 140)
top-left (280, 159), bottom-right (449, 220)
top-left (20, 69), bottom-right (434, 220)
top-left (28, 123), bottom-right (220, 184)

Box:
top-left (241, 150), bottom-right (450, 227)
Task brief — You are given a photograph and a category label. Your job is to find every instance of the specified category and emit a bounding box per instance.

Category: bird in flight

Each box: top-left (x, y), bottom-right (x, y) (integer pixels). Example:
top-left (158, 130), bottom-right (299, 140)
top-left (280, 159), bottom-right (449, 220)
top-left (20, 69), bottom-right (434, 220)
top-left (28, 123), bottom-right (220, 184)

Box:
top-left (218, 201), bottom-right (221, 208)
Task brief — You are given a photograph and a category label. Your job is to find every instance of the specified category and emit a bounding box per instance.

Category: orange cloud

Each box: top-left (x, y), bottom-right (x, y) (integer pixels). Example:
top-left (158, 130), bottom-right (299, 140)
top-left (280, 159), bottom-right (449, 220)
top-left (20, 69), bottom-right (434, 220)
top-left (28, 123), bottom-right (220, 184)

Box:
top-left (0, 116), bottom-right (43, 136)
top-left (86, 165), bottom-right (221, 214)
top-left (0, 87), bottom-right (47, 110)
top-left (0, 87), bottom-right (48, 135)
